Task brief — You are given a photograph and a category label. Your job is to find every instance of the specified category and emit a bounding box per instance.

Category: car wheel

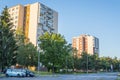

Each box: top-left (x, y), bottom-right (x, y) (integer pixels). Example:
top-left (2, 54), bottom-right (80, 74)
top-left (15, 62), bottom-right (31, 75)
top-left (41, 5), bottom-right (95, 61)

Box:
top-left (6, 74), bottom-right (9, 77)
top-left (27, 74), bottom-right (30, 77)
top-left (17, 74), bottom-right (20, 77)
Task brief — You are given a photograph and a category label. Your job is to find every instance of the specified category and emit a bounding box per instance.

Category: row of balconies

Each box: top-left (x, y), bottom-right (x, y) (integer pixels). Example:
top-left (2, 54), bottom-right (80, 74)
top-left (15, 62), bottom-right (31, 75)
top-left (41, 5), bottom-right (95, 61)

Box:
top-left (40, 4), bottom-right (53, 13)
top-left (40, 24), bottom-right (54, 32)
top-left (40, 9), bottom-right (53, 15)
top-left (38, 21), bottom-right (53, 27)
top-left (40, 8), bottom-right (53, 16)
top-left (38, 17), bottom-right (53, 25)
top-left (40, 16), bottom-right (53, 21)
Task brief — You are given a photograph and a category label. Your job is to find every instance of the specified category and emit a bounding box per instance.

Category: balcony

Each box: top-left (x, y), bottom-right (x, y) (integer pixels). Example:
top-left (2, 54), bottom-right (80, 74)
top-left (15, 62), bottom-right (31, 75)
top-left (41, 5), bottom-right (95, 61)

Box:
top-left (47, 9), bottom-right (53, 14)
top-left (42, 26), bottom-right (48, 31)
top-left (49, 26), bottom-right (54, 31)
top-left (46, 21), bottom-right (53, 27)
top-left (50, 29), bottom-right (54, 33)
top-left (47, 15), bottom-right (53, 19)
top-left (38, 18), bottom-right (45, 24)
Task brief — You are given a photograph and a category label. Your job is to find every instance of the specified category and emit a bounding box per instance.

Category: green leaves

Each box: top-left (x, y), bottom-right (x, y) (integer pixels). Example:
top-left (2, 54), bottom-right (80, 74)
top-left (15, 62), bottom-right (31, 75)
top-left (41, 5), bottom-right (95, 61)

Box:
top-left (0, 6), bottom-right (17, 71)
top-left (1, 6), bottom-right (13, 29)
top-left (17, 43), bottom-right (38, 67)
top-left (72, 51), bottom-right (120, 72)
top-left (39, 32), bottom-right (72, 72)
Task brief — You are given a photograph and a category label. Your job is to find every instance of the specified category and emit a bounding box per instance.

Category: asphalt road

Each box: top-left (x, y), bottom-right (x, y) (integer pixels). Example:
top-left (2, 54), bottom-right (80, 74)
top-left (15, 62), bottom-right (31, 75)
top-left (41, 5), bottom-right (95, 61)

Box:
top-left (0, 72), bottom-right (119, 80)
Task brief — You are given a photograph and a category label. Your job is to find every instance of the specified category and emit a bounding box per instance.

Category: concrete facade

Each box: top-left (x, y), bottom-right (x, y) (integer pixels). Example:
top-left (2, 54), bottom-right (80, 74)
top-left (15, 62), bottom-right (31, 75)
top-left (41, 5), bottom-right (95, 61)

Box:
top-left (8, 5), bottom-right (24, 30)
top-left (8, 2), bottom-right (58, 46)
top-left (72, 34), bottom-right (99, 57)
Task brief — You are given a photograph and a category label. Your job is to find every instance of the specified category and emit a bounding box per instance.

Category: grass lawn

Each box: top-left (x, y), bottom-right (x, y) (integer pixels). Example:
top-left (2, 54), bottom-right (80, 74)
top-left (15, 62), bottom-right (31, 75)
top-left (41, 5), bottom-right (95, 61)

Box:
top-left (116, 77), bottom-right (120, 80)
top-left (0, 73), bottom-right (5, 77)
top-left (34, 71), bottom-right (53, 75)
top-left (34, 71), bottom-right (96, 76)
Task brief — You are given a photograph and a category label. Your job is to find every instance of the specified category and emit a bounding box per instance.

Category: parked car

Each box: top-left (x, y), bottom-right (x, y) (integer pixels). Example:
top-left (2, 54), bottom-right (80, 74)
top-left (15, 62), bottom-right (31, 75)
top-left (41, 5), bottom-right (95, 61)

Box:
top-left (5, 69), bottom-right (26, 77)
top-left (22, 69), bottom-right (35, 77)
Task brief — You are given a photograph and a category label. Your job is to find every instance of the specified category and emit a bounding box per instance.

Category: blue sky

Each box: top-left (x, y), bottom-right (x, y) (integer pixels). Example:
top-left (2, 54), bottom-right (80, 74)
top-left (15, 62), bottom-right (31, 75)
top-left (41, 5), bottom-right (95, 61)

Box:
top-left (0, 0), bottom-right (120, 58)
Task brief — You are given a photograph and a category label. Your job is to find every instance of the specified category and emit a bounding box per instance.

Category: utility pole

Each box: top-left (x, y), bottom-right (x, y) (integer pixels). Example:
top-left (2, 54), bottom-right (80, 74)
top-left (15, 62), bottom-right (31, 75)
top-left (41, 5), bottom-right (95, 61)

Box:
top-left (38, 50), bottom-right (40, 73)
top-left (87, 54), bottom-right (88, 74)
top-left (38, 47), bottom-right (42, 74)
top-left (66, 56), bottom-right (68, 73)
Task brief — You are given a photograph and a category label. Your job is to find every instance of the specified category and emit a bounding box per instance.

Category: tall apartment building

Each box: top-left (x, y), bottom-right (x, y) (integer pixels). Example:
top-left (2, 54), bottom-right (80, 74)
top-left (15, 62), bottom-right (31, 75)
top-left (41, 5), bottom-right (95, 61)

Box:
top-left (8, 2), bottom-right (58, 46)
top-left (72, 34), bottom-right (99, 57)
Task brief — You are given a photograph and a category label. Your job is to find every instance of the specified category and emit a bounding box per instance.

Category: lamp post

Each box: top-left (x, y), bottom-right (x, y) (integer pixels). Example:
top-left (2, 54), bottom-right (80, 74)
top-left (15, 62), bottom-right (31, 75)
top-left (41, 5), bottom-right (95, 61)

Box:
top-left (38, 50), bottom-right (40, 73)
top-left (37, 45), bottom-right (42, 73)
top-left (66, 56), bottom-right (68, 73)
top-left (119, 64), bottom-right (120, 72)
top-left (87, 54), bottom-right (88, 74)
top-left (111, 64), bottom-right (113, 72)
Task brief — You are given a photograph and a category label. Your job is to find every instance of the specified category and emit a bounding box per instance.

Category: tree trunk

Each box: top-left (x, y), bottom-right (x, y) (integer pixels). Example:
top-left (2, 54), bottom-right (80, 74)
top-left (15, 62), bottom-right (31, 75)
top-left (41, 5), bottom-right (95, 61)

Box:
top-left (52, 63), bottom-right (54, 73)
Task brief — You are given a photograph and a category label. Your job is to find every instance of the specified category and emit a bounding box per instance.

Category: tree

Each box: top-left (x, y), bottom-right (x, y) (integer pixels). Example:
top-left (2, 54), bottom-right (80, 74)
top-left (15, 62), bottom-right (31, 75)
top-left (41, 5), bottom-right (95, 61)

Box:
top-left (15, 26), bottom-right (29, 46)
top-left (61, 44), bottom-right (73, 72)
top-left (72, 48), bottom-right (78, 70)
top-left (15, 25), bottom-right (38, 68)
top-left (99, 57), bottom-right (110, 72)
top-left (88, 54), bottom-right (99, 72)
top-left (0, 6), bottom-right (17, 71)
top-left (15, 27), bottom-right (25, 46)
top-left (79, 52), bottom-right (90, 72)
top-left (39, 32), bottom-right (71, 72)
top-left (17, 42), bottom-right (38, 67)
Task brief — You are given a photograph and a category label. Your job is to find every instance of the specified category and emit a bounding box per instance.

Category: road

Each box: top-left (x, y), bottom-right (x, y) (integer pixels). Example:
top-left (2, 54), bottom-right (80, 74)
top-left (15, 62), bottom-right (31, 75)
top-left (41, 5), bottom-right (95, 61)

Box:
top-left (0, 72), bottom-right (119, 80)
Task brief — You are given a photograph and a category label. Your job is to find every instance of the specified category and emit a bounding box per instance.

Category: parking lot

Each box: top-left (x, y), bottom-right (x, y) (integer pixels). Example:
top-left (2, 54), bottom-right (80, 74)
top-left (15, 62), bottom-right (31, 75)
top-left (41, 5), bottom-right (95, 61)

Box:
top-left (0, 72), bottom-right (119, 80)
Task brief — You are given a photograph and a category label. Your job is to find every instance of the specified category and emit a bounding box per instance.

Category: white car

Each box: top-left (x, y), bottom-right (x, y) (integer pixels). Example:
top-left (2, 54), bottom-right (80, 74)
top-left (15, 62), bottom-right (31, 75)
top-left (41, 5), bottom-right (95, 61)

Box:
top-left (5, 69), bottom-right (26, 77)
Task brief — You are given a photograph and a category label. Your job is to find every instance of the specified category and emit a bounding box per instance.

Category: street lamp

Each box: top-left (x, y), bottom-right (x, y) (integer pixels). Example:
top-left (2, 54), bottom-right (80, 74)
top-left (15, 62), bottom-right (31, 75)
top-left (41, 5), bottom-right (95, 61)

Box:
top-left (110, 64), bottom-right (113, 72)
top-left (87, 54), bottom-right (88, 74)
top-left (118, 63), bottom-right (120, 72)
top-left (38, 50), bottom-right (40, 73)
top-left (37, 46), bottom-right (42, 74)
top-left (66, 56), bottom-right (68, 73)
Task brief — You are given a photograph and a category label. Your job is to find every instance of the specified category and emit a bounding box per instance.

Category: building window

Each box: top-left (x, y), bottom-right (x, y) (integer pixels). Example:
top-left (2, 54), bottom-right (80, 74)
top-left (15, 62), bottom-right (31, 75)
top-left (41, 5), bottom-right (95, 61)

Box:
top-left (12, 13), bottom-right (14, 15)
top-left (14, 25), bottom-right (16, 29)
top-left (12, 8), bottom-right (14, 11)
top-left (16, 7), bottom-right (18, 10)
top-left (15, 21), bottom-right (17, 24)
top-left (12, 17), bottom-right (14, 20)
top-left (15, 16), bottom-right (18, 19)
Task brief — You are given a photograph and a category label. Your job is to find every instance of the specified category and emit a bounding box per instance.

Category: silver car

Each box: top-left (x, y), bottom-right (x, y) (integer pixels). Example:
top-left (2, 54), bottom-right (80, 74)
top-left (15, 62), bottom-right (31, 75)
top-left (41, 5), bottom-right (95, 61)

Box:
top-left (5, 69), bottom-right (26, 77)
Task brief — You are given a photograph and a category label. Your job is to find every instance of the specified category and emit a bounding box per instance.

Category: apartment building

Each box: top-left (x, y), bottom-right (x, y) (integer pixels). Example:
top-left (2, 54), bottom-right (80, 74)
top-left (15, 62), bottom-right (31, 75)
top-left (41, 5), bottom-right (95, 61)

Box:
top-left (8, 2), bottom-right (58, 46)
top-left (8, 5), bottom-right (24, 30)
top-left (72, 34), bottom-right (99, 57)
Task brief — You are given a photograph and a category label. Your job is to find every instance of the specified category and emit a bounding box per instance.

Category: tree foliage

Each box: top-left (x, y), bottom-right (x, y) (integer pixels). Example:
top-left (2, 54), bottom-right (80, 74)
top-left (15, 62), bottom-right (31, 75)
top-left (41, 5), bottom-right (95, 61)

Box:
top-left (72, 52), bottom-right (120, 72)
top-left (0, 6), bottom-right (17, 71)
top-left (17, 42), bottom-right (38, 67)
top-left (39, 32), bottom-right (72, 72)
top-left (15, 26), bottom-right (38, 67)
top-left (15, 27), bottom-right (25, 46)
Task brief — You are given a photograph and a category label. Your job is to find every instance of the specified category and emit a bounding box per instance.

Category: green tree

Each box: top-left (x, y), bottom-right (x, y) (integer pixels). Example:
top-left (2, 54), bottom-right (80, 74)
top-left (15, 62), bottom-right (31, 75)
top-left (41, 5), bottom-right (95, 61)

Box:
top-left (39, 32), bottom-right (71, 72)
top-left (15, 25), bottom-right (38, 68)
top-left (89, 54), bottom-right (99, 72)
top-left (15, 26), bottom-right (29, 46)
top-left (62, 44), bottom-right (73, 72)
top-left (15, 27), bottom-right (25, 46)
top-left (72, 48), bottom-right (78, 70)
top-left (0, 6), bottom-right (17, 71)
top-left (79, 52), bottom-right (90, 72)
top-left (111, 57), bottom-right (119, 71)
top-left (17, 42), bottom-right (38, 67)
top-left (99, 57), bottom-right (110, 72)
